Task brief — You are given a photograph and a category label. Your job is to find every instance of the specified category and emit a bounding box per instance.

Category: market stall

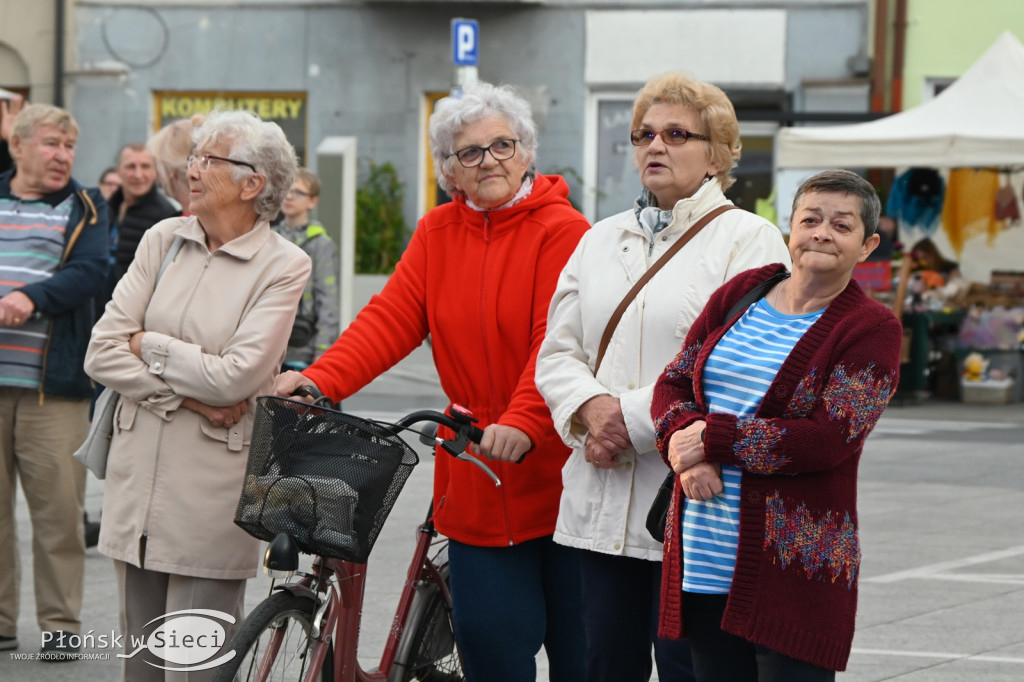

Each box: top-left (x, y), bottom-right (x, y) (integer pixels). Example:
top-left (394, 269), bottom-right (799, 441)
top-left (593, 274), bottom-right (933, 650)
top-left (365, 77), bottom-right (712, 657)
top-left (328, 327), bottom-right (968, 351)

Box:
top-left (775, 31), bottom-right (1024, 402)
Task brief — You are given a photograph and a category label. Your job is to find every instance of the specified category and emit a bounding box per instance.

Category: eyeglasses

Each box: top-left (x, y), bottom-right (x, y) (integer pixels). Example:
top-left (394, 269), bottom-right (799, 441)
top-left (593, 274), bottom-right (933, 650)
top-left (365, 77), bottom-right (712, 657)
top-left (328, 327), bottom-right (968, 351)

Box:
top-left (186, 153), bottom-right (257, 174)
top-left (447, 138), bottom-right (519, 168)
top-left (286, 188), bottom-right (311, 198)
top-left (629, 128), bottom-right (711, 147)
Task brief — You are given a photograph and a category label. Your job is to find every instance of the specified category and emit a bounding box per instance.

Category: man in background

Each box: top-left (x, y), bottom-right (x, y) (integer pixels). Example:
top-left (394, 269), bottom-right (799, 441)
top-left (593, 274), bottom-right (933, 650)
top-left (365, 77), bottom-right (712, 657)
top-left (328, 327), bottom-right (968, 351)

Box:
top-left (0, 103), bottom-right (108, 661)
top-left (107, 143), bottom-right (179, 284)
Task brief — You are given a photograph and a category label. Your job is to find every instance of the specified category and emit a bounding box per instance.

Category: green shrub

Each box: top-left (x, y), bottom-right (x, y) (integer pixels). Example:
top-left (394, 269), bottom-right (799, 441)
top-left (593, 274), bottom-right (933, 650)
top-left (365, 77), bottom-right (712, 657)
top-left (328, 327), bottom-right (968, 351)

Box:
top-left (355, 159), bottom-right (410, 274)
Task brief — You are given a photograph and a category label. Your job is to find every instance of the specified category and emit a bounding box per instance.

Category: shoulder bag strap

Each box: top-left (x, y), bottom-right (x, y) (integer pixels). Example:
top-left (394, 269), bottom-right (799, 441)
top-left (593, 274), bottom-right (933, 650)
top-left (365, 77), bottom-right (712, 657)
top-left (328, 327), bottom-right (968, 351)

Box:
top-left (155, 236), bottom-right (185, 287)
top-left (723, 269), bottom-right (790, 322)
top-left (647, 266), bottom-right (792, 543)
top-left (593, 204), bottom-right (736, 375)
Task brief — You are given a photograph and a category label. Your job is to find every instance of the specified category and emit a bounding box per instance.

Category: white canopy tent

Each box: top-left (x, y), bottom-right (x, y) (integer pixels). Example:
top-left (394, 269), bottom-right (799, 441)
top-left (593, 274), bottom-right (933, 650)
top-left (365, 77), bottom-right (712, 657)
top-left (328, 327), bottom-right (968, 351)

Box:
top-left (776, 31), bottom-right (1024, 169)
top-left (774, 31), bottom-right (1024, 283)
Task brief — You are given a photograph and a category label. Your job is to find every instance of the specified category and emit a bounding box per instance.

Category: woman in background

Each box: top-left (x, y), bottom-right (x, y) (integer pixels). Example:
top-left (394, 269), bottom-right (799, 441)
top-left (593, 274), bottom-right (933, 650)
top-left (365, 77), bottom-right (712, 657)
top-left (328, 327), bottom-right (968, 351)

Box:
top-left (147, 114), bottom-right (204, 214)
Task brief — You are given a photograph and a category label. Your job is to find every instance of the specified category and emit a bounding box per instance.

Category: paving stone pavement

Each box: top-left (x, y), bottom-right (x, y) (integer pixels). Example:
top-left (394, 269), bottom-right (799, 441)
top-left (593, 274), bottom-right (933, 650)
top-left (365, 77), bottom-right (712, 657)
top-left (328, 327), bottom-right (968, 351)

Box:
top-left (2, 345), bottom-right (1021, 680)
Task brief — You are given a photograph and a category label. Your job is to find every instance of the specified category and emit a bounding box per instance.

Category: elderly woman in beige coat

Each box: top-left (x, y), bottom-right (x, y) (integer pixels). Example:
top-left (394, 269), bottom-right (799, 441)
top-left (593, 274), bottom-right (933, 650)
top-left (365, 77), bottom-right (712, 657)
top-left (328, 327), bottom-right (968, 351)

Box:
top-left (85, 110), bottom-right (310, 681)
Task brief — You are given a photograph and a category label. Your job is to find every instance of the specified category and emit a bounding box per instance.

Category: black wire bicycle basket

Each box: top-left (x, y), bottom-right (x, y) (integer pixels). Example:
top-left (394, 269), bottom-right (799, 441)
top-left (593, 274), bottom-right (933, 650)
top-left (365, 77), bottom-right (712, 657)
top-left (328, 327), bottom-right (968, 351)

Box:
top-left (234, 396), bottom-right (419, 563)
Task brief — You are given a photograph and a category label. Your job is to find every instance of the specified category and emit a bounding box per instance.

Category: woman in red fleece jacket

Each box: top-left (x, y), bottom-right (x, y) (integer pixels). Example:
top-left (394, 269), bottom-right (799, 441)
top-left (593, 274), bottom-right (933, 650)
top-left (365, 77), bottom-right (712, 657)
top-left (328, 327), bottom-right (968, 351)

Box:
top-left (275, 82), bottom-right (589, 682)
top-left (651, 170), bottom-right (901, 680)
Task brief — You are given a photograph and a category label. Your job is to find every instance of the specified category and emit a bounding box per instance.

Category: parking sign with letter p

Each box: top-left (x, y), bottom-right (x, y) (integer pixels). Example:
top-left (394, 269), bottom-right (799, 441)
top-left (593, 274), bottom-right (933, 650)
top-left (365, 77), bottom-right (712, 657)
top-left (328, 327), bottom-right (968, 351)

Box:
top-left (452, 19), bottom-right (479, 66)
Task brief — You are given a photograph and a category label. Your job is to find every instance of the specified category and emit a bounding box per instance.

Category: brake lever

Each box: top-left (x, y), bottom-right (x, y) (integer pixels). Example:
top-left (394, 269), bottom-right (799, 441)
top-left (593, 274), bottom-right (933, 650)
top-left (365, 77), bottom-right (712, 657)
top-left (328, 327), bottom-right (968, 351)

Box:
top-left (454, 451), bottom-right (501, 487)
top-left (446, 403), bottom-right (526, 463)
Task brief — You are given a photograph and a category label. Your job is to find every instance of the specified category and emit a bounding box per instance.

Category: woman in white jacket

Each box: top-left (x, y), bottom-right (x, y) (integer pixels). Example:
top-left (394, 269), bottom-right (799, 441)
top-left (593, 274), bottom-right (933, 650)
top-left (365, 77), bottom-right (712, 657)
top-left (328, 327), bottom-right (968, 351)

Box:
top-left (535, 71), bottom-right (790, 682)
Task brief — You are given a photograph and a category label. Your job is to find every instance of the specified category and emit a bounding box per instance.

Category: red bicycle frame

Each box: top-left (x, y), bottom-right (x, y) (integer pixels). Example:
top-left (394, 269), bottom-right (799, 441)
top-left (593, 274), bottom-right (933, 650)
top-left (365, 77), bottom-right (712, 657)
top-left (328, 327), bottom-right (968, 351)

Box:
top-left (259, 512), bottom-right (452, 682)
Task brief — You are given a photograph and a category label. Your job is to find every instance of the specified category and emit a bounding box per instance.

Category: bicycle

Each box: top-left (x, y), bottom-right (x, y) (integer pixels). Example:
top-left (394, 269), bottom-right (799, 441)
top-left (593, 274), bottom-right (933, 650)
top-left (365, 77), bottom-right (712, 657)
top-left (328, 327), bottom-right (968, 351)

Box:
top-left (213, 391), bottom-right (498, 682)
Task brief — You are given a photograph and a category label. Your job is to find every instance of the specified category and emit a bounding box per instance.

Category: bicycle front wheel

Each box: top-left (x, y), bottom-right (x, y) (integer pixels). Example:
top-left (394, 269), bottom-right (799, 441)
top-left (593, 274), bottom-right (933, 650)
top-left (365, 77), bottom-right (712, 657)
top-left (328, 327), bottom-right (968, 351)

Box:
top-left (213, 591), bottom-right (331, 682)
top-left (389, 551), bottom-right (463, 682)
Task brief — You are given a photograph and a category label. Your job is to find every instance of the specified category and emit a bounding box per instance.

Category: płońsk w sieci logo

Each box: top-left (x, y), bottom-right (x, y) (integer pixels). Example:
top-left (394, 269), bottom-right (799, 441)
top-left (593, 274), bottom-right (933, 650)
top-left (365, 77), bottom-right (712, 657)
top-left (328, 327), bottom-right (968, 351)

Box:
top-left (119, 609), bottom-right (236, 672)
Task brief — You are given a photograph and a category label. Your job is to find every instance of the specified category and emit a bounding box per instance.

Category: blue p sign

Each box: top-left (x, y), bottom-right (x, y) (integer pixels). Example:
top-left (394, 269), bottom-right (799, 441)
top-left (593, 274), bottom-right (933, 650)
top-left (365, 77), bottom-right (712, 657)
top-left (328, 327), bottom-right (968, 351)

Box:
top-left (452, 19), bottom-right (479, 66)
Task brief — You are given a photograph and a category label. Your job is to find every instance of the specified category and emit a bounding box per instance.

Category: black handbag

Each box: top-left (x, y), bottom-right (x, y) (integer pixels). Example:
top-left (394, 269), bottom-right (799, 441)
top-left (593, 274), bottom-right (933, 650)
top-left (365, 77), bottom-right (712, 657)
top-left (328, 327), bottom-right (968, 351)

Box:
top-left (645, 269), bottom-right (789, 543)
top-left (288, 315), bottom-right (316, 347)
top-left (645, 471), bottom-right (676, 543)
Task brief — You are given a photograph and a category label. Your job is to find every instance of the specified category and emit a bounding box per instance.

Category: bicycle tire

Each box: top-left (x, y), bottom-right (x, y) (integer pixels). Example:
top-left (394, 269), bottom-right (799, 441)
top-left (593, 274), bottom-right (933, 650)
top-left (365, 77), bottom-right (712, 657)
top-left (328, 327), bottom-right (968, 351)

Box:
top-left (213, 591), bottom-right (331, 682)
top-left (388, 552), bottom-right (463, 682)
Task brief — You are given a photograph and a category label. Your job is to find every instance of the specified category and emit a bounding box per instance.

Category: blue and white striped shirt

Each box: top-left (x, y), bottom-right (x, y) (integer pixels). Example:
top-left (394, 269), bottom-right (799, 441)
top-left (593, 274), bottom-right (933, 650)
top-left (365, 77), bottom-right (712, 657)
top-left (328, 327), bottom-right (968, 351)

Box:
top-left (682, 297), bottom-right (824, 594)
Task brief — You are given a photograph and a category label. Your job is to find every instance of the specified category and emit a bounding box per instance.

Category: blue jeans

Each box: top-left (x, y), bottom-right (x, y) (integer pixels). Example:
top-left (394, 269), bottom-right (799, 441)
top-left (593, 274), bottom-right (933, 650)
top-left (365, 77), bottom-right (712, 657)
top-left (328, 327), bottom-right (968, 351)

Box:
top-left (682, 592), bottom-right (836, 682)
top-left (578, 550), bottom-right (695, 682)
top-left (448, 536), bottom-right (585, 682)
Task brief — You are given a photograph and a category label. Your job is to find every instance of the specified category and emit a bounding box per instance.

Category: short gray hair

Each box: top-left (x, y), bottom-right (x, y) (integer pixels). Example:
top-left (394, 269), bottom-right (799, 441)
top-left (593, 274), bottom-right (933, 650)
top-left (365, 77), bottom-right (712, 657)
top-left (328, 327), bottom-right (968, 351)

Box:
top-left (192, 109), bottom-right (297, 221)
top-left (428, 82), bottom-right (538, 196)
top-left (791, 170), bottom-right (882, 241)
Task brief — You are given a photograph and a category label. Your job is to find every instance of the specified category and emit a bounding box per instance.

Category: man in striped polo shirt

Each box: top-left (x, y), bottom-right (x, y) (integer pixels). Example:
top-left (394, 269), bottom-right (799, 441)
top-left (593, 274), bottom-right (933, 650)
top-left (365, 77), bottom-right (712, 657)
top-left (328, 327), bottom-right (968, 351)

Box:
top-left (0, 103), bottom-right (108, 661)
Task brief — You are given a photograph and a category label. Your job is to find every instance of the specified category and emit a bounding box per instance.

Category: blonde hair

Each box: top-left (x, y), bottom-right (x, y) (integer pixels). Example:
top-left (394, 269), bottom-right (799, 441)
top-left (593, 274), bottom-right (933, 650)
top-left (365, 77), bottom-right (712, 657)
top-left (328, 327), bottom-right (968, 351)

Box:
top-left (294, 168), bottom-right (321, 197)
top-left (12, 104), bottom-right (79, 143)
top-left (147, 115), bottom-right (204, 205)
top-left (631, 72), bottom-right (741, 190)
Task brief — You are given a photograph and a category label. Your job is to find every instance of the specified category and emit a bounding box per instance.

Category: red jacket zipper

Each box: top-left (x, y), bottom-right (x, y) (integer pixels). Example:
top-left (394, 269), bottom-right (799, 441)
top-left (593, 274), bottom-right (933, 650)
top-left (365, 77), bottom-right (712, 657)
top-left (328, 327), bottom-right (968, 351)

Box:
top-left (477, 213), bottom-right (516, 545)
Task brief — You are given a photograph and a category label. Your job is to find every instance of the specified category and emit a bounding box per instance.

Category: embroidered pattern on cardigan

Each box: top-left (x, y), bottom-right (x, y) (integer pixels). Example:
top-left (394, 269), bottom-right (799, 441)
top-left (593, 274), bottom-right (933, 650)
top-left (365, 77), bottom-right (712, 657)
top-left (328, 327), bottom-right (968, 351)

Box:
top-left (784, 369), bottom-right (819, 418)
top-left (734, 418), bottom-right (788, 473)
top-left (654, 400), bottom-right (699, 452)
top-left (822, 363), bottom-right (896, 442)
top-left (663, 342), bottom-right (700, 380)
top-left (764, 491), bottom-right (860, 588)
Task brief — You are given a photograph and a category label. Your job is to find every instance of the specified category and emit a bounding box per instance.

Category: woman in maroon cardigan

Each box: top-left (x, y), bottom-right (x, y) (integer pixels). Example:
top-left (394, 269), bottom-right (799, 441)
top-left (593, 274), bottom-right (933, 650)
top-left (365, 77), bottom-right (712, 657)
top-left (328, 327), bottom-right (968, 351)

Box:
top-left (651, 170), bottom-right (902, 680)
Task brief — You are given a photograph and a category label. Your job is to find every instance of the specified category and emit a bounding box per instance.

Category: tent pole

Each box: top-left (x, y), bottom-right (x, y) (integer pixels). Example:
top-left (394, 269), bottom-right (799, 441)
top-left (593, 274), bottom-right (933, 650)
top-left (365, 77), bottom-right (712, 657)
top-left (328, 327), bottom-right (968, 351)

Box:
top-left (891, 0), bottom-right (907, 112)
top-left (871, 0), bottom-right (890, 113)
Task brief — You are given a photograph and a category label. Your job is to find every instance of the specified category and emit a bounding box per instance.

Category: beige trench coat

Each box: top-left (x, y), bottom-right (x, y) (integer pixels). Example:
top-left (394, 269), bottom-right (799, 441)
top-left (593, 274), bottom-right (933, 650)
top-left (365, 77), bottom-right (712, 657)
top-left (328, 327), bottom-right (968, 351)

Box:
top-left (85, 216), bottom-right (311, 579)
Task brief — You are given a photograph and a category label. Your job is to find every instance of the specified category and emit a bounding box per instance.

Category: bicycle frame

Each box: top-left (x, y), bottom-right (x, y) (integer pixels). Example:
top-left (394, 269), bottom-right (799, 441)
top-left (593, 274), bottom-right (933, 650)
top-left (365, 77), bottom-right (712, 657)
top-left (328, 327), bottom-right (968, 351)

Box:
top-left (259, 506), bottom-right (452, 682)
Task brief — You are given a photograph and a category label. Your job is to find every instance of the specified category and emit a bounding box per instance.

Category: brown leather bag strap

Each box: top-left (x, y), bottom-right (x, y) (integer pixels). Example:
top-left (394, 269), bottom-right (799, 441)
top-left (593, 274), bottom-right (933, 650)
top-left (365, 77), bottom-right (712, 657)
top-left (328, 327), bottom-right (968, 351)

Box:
top-left (593, 204), bottom-right (737, 375)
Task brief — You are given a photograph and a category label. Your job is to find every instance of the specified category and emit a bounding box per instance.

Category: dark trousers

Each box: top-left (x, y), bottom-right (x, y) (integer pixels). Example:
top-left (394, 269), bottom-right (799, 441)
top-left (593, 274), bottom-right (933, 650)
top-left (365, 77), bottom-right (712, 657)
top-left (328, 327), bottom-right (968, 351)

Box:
top-left (448, 536), bottom-right (585, 682)
top-left (578, 550), bottom-right (695, 682)
top-left (683, 592), bottom-right (836, 682)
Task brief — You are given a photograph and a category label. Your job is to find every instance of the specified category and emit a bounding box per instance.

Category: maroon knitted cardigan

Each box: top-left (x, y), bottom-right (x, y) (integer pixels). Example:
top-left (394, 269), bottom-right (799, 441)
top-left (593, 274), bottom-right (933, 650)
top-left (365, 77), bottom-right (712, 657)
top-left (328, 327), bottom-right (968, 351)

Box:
top-left (651, 263), bottom-right (902, 671)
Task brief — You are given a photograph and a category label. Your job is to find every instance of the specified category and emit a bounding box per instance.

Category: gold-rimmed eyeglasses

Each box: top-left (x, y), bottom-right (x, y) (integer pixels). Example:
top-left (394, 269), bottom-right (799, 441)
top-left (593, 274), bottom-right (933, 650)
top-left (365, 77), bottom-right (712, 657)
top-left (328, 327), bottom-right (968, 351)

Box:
top-left (629, 128), bottom-right (711, 147)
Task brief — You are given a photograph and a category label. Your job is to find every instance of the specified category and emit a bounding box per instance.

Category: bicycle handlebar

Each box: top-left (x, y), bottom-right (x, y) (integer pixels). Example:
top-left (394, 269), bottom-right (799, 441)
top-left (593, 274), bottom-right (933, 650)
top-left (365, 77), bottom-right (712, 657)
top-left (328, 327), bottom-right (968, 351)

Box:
top-left (290, 386), bottom-right (500, 486)
top-left (393, 409), bottom-right (485, 445)
top-left (392, 409), bottom-right (499, 487)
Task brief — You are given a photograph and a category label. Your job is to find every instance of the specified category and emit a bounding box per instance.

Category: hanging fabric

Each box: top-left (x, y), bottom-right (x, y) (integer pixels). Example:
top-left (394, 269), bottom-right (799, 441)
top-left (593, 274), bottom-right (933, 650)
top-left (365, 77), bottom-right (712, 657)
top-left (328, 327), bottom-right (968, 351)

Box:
top-left (886, 168), bottom-right (945, 235)
top-left (993, 171), bottom-right (1021, 224)
top-left (941, 168), bottom-right (1001, 256)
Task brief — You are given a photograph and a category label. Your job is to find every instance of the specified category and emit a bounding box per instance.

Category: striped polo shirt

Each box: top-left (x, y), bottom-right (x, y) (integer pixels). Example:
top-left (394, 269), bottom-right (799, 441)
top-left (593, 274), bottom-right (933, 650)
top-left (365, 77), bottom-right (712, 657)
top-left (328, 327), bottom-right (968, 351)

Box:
top-left (683, 297), bottom-right (824, 594)
top-left (0, 193), bottom-right (72, 389)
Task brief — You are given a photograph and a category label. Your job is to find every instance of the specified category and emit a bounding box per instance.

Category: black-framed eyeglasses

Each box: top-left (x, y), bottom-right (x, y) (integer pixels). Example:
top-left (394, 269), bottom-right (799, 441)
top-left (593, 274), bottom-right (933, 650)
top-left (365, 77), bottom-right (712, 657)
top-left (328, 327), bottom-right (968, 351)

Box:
top-left (447, 138), bottom-right (519, 168)
top-left (187, 153), bottom-right (258, 174)
top-left (629, 128), bottom-right (711, 147)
